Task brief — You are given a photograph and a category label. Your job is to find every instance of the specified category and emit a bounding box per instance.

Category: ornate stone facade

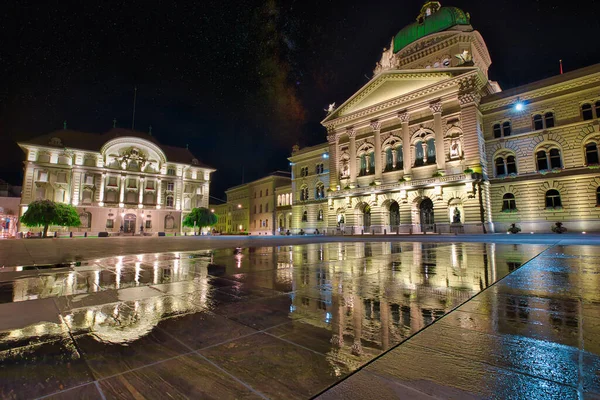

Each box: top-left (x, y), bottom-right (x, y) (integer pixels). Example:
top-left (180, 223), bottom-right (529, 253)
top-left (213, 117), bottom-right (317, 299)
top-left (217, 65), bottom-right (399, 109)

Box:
top-left (289, 1), bottom-right (600, 234)
top-left (18, 128), bottom-right (215, 235)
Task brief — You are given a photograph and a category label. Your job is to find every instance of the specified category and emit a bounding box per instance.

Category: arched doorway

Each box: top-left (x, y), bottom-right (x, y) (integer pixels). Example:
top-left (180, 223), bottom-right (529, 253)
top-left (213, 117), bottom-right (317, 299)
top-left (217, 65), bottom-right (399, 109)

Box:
top-left (362, 204), bottom-right (371, 230)
top-left (419, 198), bottom-right (434, 232)
top-left (124, 213), bottom-right (136, 234)
top-left (389, 201), bottom-right (400, 229)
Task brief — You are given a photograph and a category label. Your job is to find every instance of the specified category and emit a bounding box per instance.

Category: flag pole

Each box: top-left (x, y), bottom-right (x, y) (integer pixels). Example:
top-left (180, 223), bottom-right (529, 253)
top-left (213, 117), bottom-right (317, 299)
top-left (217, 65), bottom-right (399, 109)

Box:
top-left (559, 60), bottom-right (563, 75)
top-left (132, 86), bottom-right (138, 130)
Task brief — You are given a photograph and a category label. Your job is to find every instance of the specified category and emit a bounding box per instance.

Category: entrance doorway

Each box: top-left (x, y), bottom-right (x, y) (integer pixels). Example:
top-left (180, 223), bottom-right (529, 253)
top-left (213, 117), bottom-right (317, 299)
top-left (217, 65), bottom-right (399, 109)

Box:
top-left (124, 214), bottom-right (136, 234)
top-left (419, 198), bottom-right (434, 232)
top-left (362, 204), bottom-right (371, 230)
top-left (389, 201), bottom-right (400, 229)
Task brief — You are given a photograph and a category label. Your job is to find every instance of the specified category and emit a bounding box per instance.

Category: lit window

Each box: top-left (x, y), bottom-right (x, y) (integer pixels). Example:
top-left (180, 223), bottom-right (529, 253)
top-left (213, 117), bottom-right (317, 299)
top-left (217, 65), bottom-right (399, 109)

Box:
top-left (318, 209), bottom-right (323, 221)
top-left (582, 103), bottom-right (594, 120)
top-left (501, 193), bottom-right (517, 211)
top-left (545, 189), bottom-right (562, 209)
top-left (502, 121), bottom-right (512, 136)
top-left (493, 124), bottom-right (501, 139)
top-left (586, 143), bottom-right (599, 165)
top-left (37, 171), bottom-right (48, 182)
top-left (533, 114), bottom-right (544, 130)
top-left (106, 219), bottom-right (114, 229)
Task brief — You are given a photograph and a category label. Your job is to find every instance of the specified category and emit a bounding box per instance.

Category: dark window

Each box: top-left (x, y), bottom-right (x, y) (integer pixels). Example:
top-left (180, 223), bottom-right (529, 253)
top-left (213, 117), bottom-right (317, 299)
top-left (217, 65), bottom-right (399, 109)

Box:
top-left (502, 121), bottom-right (512, 136)
top-left (302, 211), bottom-right (308, 222)
top-left (396, 146), bottom-right (404, 169)
top-left (533, 114), bottom-right (544, 130)
top-left (493, 124), bottom-right (502, 138)
top-left (426, 139), bottom-right (436, 164)
top-left (596, 101), bottom-right (600, 118)
top-left (544, 112), bottom-right (555, 128)
top-left (414, 141), bottom-right (424, 166)
top-left (318, 209), bottom-right (323, 221)
top-left (495, 157), bottom-right (506, 176)
top-left (502, 193), bottom-right (517, 211)
top-left (359, 154), bottom-right (367, 176)
top-left (582, 103), bottom-right (594, 120)
top-left (536, 151), bottom-right (548, 170)
top-left (368, 151), bottom-right (375, 174)
top-left (385, 148), bottom-right (393, 171)
top-left (586, 143), bottom-right (599, 165)
top-left (549, 148), bottom-right (561, 169)
top-left (545, 189), bottom-right (562, 208)
top-left (506, 156), bottom-right (517, 174)
top-left (597, 187), bottom-right (600, 206)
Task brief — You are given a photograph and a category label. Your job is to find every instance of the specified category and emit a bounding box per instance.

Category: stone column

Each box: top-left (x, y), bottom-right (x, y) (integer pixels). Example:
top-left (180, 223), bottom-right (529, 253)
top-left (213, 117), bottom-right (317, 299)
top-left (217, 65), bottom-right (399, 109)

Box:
top-left (458, 91), bottom-right (484, 174)
top-left (348, 127), bottom-right (357, 188)
top-left (327, 131), bottom-right (340, 190)
top-left (371, 120), bottom-right (382, 183)
top-left (157, 179), bottom-right (162, 208)
top-left (99, 173), bottom-right (106, 205)
top-left (430, 100), bottom-right (445, 170)
top-left (139, 178), bottom-right (145, 205)
top-left (399, 111), bottom-right (411, 177)
top-left (119, 176), bottom-right (125, 204)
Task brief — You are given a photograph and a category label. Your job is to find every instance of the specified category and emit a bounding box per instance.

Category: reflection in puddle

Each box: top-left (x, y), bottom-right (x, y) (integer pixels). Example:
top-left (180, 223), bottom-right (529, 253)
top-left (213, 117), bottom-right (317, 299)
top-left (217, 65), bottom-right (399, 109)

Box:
top-left (0, 242), bottom-right (545, 368)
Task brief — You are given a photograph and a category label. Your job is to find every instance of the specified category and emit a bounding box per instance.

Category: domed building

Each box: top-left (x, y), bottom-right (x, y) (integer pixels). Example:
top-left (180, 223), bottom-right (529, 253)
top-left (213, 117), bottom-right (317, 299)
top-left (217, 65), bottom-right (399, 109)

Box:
top-left (289, 1), bottom-right (600, 234)
top-left (18, 128), bottom-right (215, 235)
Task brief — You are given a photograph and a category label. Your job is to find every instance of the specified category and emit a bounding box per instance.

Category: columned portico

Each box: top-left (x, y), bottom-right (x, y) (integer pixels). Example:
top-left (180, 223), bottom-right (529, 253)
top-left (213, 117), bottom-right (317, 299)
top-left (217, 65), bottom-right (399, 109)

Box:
top-left (327, 132), bottom-right (340, 190)
top-left (347, 128), bottom-right (357, 187)
top-left (399, 111), bottom-right (411, 178)
top-left (371, 120), bottom-right (382, 183)
top-left (430, 101), bottom-right (445, 170)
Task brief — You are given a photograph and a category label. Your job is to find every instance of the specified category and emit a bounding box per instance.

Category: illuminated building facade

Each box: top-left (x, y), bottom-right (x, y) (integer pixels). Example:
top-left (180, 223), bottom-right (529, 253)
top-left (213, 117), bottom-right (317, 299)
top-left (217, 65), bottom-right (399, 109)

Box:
top-left (18, 128), bottom-right (215, 234)
top-left (290, 1), bottom-right (600, 234)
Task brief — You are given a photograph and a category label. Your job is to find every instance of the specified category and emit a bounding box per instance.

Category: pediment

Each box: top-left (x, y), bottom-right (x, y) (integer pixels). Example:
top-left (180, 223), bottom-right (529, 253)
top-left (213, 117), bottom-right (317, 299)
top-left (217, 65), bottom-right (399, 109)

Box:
top-left (323, 70), bottom-right (461, 123)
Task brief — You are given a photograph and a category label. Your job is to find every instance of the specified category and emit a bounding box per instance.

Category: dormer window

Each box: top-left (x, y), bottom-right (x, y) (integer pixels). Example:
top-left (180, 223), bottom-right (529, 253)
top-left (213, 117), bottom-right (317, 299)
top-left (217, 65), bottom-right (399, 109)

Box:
top-left (167, 167), bottom-right (176, 176)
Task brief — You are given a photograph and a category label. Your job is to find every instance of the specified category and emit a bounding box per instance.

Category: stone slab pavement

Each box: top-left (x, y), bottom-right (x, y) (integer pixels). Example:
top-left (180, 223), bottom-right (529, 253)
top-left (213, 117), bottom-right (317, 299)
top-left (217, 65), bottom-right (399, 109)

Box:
top-left (316, 243), bottom-right (600, 399)
top-left (1, 233), bottom-right (600, 267)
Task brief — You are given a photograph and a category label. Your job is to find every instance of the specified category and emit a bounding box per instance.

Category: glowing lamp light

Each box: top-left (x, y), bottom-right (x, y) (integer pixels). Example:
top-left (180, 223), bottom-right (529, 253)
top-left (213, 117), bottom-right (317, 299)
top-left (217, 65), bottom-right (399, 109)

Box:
top-left (211, 209), bottom-right (215, 212)
top-left (322, 153), bottom-right (329, 159)
top-left (514, 101), bottom-right (524, 111)
top-left (582, 231), bottom-right (587, 234)
top-left (237, 204), bottom-right (242, 208)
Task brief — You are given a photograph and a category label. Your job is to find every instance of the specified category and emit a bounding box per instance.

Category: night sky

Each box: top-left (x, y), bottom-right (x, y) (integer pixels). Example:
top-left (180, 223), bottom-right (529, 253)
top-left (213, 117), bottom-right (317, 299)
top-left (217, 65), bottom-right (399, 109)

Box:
top-left (1, 0), bottom-right (598, 200)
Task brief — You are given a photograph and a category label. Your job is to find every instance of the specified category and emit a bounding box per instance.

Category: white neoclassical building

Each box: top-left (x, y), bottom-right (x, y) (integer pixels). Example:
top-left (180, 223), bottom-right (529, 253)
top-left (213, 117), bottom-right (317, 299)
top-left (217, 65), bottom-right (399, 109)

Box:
top-left (18, 128), bottom-right (215, 235)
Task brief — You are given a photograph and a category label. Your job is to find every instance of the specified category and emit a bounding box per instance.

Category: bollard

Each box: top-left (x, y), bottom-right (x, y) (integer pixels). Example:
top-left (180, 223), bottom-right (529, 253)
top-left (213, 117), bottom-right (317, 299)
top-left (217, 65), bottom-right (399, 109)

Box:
top-left (84, 232), bottom-right (87, 238)
top-left (361, 230), bottom-right (364, 235)
top-left (384, 229), bottom-right (387, 235)
top-left (54, 231), bottom-right (57, 238)
top-left (175, 232), bottom-right (177, 236)
top-left (70, 232), bottom-right (73, 238)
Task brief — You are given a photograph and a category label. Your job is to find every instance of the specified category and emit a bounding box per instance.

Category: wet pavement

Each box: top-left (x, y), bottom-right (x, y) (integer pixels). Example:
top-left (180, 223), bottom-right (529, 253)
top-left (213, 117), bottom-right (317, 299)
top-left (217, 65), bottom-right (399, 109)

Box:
top-left (0, 242), bottom-right (596, 399)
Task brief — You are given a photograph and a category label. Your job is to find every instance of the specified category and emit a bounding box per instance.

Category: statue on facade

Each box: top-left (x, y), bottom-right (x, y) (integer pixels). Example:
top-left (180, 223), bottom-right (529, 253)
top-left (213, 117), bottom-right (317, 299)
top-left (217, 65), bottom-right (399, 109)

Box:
top-left (455, 49), bottom-right (473, 66)
top-left (453, 207), bottom-right (461, 223)
top-left (324, 103), bottom-right (336, 114)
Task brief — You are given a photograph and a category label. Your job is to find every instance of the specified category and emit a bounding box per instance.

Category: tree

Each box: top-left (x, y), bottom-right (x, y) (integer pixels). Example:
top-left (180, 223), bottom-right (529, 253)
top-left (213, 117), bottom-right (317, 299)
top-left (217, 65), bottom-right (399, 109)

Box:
top-left (183, 207), bottom-right (217, 232)
top-left (20, 200), bottom-right (81, 237)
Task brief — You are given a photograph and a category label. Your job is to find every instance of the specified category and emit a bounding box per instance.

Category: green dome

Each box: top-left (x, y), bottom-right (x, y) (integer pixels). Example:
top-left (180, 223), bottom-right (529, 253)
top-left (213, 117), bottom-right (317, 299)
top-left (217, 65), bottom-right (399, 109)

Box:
top-left (393, 5), bottom-right (471, 53)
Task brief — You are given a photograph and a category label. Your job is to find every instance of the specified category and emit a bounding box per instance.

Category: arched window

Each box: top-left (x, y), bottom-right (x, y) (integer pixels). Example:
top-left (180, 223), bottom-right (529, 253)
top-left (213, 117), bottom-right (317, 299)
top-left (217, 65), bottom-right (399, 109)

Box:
top-left (426, 139), bottom-right (436, 164)
top-left (596, 187), bottom-right (600, 206)
top-left (502, 121), bottom-right (512, 137)
top-left (493, 123), bottom-right (501, 138)
top-left (385, 148), bottom-right (393, 171)
top-left (549, 148), bottom-right (562, 169)
top-left (415, 141), bottom-right (424, 166)
top-left (396, 145), bottom-right (403, 169)
top-left (302, 210), bottom-right (308, 222)
top-left (501, 193), bottom-right (517, 211)
top-left (533, 114), bottom-right (544, 130)
top-left (586, 143), bottom-right (599, 165)
top-left (315, 183), bottom-right (325, 199)
top-left (495, 157), bottom-right (506, 176)
top-left (165, 215), bottom-right (175, 229)
top-left (166, 195), bottom-right (174, 208)
top-left (506, 156), bottom-right (517, 174)
top-left (79, 212), bottom-right (92, 228)
top-left (317, 209), bottom-right (323, 221)
top-left (582, 103), bottom-right (594, 120)
top-left (596, 101), bottom-right (600, 119)
top-left (368, 151), bottom-right (375, 174)
top-left (536, 151), bottom-right (549, 170)
top-left (259, 204), bottom-right (263, 213)
top-left (545, 189), bottom-right (562, 209)
top-left (544, 112), bottom-right (555, 128)
top-left (359, 154), bottom-right (367, 176)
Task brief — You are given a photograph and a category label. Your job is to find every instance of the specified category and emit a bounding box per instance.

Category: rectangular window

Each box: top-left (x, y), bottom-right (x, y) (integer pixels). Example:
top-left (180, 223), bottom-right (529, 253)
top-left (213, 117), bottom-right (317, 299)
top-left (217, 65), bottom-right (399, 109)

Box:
top-left (37, 171), bottom-right (48, 182)
top-left (107, 176), bottom-right (117, 186)
top-left (84, 174), bottom-right (94, 185)
top-left (106, 219), bottom-right (114, 229)
top-left (146, 181), bottom-right (155, 189)
top-left (265, 204), bottom-right (269, 212)
top-left (56, 172), bottom-right (67, 183)
top-left (167, 182), bottom-right (174, 191)
top-left (105, 191), bottom-right (117, 203)
top-left (167, 168), bottom-right (176, 176)
top-left (127, 179), bottom-right (137, 188)
top-left (35, 186), bottom-right (45, 199)
top-left (145, 220), bottom-right (152, 229)
top-left (266, 189), bottom-right (269, 196)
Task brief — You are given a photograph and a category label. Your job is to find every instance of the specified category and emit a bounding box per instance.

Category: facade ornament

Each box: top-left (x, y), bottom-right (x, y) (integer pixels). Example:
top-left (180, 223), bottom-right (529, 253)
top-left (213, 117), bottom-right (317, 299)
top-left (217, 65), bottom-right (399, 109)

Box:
top-left (324, 102), bottom-right (337, 114)
top-left (398, 111), bottom-right (410, 123)
top-left (455, 49), bottom-right (473, 66)
top-left (458, 91), bottom-right (481, 107)
top-left (370, 120), bottom-right (382, 131)
top-left (429, 100), bottom-right (443, 114)
top-left (327, 133), bottom-right (339, 144)
top-left (346, 127), bottom-right (356, 138)
top-left (292, 144), bottom-right (300, 154)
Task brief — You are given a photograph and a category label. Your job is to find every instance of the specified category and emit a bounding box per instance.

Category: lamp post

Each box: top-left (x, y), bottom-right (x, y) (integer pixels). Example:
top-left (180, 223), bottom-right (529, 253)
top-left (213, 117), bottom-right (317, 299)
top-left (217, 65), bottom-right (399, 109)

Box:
top-left (472, 173), bottom-right (487, 234)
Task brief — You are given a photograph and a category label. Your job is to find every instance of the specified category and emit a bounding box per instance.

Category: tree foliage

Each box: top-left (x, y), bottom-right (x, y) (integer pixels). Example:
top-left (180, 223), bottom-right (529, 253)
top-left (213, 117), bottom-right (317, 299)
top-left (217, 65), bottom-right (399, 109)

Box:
top-left (182, 207), bottom-right (217, 229)
top-left (20, 200), bottom-right (81, 237)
